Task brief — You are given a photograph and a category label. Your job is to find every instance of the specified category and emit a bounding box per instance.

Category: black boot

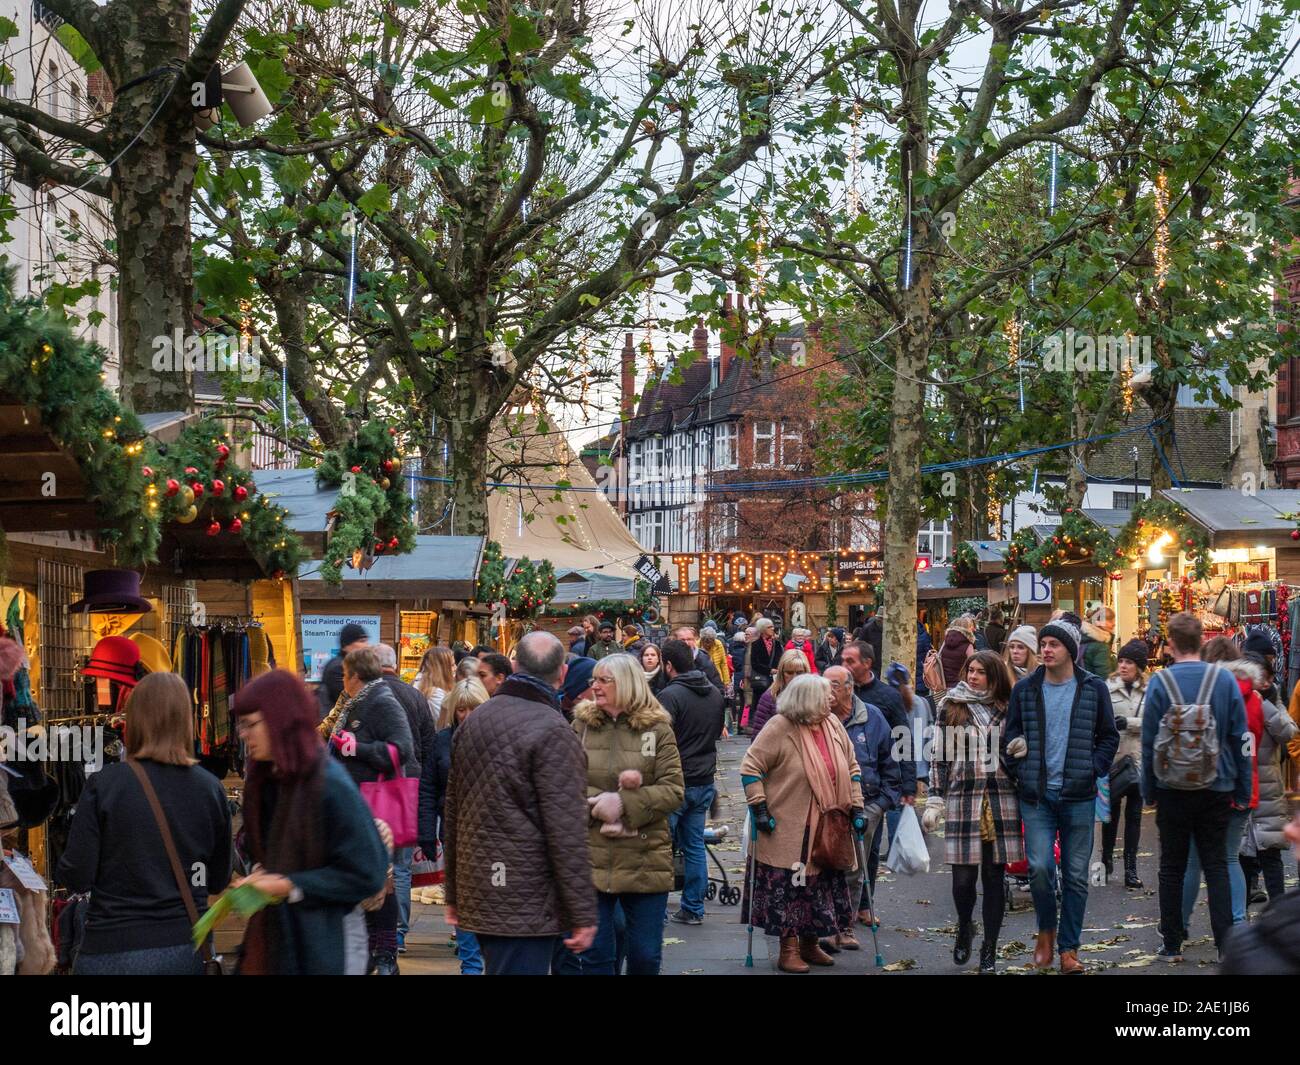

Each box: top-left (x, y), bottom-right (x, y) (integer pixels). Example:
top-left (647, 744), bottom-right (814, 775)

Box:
top-left (1123, 857), bottom-right (1143, 890)
top-left (953, 920), bottom-right (974, 966)
top-left (1103, 853), bottom-right (1114, 880)
top-left (371, 952), bottom-right (400, 976)
top-left (979, 940), bottom-right (997, 974)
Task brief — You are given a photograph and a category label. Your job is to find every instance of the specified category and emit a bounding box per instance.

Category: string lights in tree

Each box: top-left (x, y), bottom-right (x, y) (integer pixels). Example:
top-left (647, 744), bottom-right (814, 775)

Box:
top-left (1154, 169), bottom-right (1170, 289)
top-left (1121, 331), bottom-right (1135, 413)
top-left (847, 100), bottom-right (862, 215)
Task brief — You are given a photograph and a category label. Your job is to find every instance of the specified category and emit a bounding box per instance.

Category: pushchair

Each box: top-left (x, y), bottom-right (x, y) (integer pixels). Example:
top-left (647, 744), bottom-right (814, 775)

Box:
top-left (673, 825), bottom-right (742, 906)
top-left (1005, 825), bottom-right (1061, 913)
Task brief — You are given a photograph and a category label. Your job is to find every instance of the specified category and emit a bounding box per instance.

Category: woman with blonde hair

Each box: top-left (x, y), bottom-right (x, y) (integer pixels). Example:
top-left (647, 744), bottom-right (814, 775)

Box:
top-left (414, 645), bottom-right (456, 717)
top-left (419, 675), bottom-right (490, 974)
top-left (567, 651), bottom-right (684, 974)
top-left (750, 648), bottom-right (811, 733)
top-left (1003, 625), bottom-right (1039, 679)
top-left (741, 674), bottom-right (866, 972)
top-left (58, 673), bottom-right (233, 974)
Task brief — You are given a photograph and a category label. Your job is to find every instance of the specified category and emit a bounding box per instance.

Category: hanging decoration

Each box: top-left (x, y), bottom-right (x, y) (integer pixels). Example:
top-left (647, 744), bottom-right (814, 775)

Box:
top-left (316, 421), bottom-right (417, 584)
top-left (1115, 497), bottom-right (1211, 581)
top-left (948, 541), bottom-right (982, 586)
top-left (147, 419), bottom-right (309, 578)
top-left (502, 557), bottom-right (557, 619)
top-left (1121, 331), bottom-right (1136, 413)
top-left (1003, 511), bottom-right (1123, 578)
top-left (0, 266), bottom-right (158, 564)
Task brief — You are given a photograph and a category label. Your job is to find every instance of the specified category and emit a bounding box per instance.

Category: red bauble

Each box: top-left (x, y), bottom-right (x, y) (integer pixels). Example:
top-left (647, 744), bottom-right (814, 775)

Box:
top-left (229, 518), bottom-right (243, 534)
top-left (1291, 529), bottom-right (1299, 542)
top-left (216, 444), bottom-right (230, 460)
top-left (351, 465), bottom-right (362, 474)
top-left (1137, 519), bottom-right (1144, 526)
top-left (191, 482), bottom-right (204, 498)
top-left (165, 479), bottom-right (180, 497)
top-left (184, 467), bottom-right (198, 476)
top-left (206, 520), bottom-right (221, 536)
top-left (388, 536), bottom-right (399, 548)
top-left (211, 479), bottom-right (225, 496)
top-left (389, 428), bottom-right (397, 435)
top-left (1185, 539), bottom-right (1193, 547)
top-left (142, 465), bottom-right (153, 479)
top-left (383, 459), bottom-right (395, 474)
top-left (272, 569), bottom-right (285, 579)
top-left (233, 485), bottom-right (248, 501)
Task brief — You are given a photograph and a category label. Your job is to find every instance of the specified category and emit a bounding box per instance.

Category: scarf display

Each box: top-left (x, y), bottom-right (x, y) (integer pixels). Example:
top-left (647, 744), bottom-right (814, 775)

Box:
top-left (172, 621), bottom-right (261, 757)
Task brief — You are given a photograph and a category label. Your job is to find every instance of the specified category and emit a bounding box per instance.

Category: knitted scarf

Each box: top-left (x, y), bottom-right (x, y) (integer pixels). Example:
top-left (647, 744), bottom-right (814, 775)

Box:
top-left (323, 677), bottom-right (386, 737)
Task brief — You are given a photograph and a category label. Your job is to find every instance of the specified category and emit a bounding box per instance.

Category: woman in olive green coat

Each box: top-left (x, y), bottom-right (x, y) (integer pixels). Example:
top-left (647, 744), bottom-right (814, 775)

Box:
top-left (569, 653), bottom-right (685, 975)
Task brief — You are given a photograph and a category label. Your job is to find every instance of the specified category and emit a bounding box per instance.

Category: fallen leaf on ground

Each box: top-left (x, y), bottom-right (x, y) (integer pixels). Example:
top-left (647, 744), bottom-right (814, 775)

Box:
top-left (998, 939), bottom-right (1028, 958)
top-left (681, 968), bottom-right (703, 974)
top-left (662, 937), bottom-right (684, 946)
top-left (1117, 954), bottom-right (1158, 968)
top-left (883, 958), bottom-right (917, 971)
top-left (1118, 921), bottom-right (1156, 929)
top-left (915, 899), bottom-right (932, 905)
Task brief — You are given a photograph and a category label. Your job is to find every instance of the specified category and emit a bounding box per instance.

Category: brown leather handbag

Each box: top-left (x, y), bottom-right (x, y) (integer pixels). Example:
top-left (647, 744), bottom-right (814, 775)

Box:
top-left (128, 759), bottom-right (223, 975)
top-left (810, 805), bottom-right (856, 871)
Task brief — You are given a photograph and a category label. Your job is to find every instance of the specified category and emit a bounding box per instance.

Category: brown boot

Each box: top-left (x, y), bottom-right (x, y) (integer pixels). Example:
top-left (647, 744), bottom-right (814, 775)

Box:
top-left (836, 930), bottom-right (862, 951)
top-left (799, 936), bottom-right (836, 966)
top-left (1032, 930), bottom-right (1056, 970)
top-left (1059, 950), bottom-right (1084, 974)
top-left (817, 936), bottom-right (842, 954)
top-left (778, 936), bottom-right (810, 973)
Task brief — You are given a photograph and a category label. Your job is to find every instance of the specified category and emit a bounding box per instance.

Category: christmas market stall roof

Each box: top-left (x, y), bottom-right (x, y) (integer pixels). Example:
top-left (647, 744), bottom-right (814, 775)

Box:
top-left (488, 412), bottom-right (643, 584)
top-left (296, 535), bottom-right (484, 600)
top-left (1157, 487), bottom-right (1300, 548)
top-left (960, 540), bottom-right (1011, 574)
top-left (918, 565), bottom-right (988, 600)
top-left (553, 571), bottom-right (638, 605)
top-left (0, 399), bottom-right (105, 533)
top-left (1081, 509), bottom-right (1133, 538)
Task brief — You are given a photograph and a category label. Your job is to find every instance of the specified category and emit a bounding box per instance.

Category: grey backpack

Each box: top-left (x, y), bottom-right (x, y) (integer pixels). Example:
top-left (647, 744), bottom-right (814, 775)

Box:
top-left (1152, 664), bottom-right (1221, 790)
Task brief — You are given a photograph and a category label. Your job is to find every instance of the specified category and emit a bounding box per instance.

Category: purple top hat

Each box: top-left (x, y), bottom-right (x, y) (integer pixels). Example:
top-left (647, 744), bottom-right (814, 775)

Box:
top-left (68, 569), bottom-right (153, 614)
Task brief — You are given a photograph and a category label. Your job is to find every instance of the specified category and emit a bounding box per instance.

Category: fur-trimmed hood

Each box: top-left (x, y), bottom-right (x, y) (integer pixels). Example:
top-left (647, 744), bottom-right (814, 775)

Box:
top-left (1081, 620), bottom-right (1113, 644)
top-left (572, 697), bottom-right (671, 731)
top-left (1219, 657), bottom-right (1266, 689)
top-left (1107, 672), bottom-right (1147, 693)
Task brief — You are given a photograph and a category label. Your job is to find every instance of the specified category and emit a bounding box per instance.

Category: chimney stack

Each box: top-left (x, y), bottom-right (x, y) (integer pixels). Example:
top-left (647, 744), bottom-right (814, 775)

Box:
top-left (693, 316), bottom-right (709, 358)
top-left (620, 332), bottom-right (636, 420)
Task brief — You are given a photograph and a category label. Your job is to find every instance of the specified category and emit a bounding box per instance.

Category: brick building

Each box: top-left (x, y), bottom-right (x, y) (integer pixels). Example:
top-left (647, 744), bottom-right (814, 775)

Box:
top-left (610, 296), bottom-right (878, 558)
top-left (1275, 175), bottom-right (1300, 486)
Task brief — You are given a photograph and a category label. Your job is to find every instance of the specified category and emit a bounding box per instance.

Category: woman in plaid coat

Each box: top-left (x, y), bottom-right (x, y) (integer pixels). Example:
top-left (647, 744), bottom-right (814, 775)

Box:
top-left (922, 650), bottom-right (1023, 974)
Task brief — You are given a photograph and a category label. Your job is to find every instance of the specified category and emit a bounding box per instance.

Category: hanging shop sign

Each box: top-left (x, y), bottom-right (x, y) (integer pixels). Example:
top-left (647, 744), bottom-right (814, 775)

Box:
top-left (1017, 572), bottom-right (1053, 605)
top-left (670, 551), bottom-right (882, 594)
top-left (300, 613), bottom-right (381, 681)
top-left (634, 555), bottom-right (673, 594)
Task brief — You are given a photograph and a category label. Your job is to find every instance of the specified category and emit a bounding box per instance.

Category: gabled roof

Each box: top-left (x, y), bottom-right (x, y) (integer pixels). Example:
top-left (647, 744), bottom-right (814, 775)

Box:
top-left (1087, 404), bottom-right (1232, 485)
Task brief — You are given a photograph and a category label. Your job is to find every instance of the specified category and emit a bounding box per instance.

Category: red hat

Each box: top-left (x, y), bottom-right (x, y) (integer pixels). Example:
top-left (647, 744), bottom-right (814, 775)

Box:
top-left (84, 636), bottom-right (143, 688)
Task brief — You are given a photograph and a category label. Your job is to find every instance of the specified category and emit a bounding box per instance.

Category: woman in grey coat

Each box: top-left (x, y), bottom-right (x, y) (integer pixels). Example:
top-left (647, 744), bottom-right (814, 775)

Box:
top-left (1241, 653), bottom-right (1298, 903)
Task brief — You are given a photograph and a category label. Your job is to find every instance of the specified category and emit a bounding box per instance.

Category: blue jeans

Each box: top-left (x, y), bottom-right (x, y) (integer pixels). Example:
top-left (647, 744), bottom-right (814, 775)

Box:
top-left (578, 891), bottom-right (667, 975)
top-left (1022, 789), bottom-right (1095, 951)
top-left (1182, 806), bottom-right (1249, 927)
top-left (457, 928), bottom-right (483, 974)
top-left (670, 783), bottom-right (716, 918)
top-left (477, 934), bottom-right (560, 975)
top-left (392, 846), bottom-right (413, 938)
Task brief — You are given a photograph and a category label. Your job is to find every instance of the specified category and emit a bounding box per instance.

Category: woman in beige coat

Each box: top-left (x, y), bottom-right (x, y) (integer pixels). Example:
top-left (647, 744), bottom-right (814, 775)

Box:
top-left (741, 674), bottom-right (866, 973)
top-left (568, 653), bottom-right (684, 975)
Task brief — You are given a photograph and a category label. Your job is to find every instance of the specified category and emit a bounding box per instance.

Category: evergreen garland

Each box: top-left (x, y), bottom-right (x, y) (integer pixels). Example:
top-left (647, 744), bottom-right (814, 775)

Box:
top-left (548, 579), bottom-right (654, 620)
top-left (475, 539), bottom-right (507, 605)
top-left (1024, 509), bottom-right (1124, 575)
top-left (316, 421), bottom-right (417, 584)
top-left (948, 541), bottom-right (982, 586)
top-left (147, 419), bottom-right (309, 578)
top-left (1115, 497), bottom-right (1211, 581)
top-left (504, 557), bottom-right (557, 618)
top-left (0, 267), bottom-right (158, 564)
top-left (1002, 527), bottom-right (1040, 579)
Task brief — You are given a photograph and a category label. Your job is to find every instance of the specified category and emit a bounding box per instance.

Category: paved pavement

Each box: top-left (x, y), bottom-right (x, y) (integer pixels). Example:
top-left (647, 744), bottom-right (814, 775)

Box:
top-left (400, 734), bottom-right (1292, 975)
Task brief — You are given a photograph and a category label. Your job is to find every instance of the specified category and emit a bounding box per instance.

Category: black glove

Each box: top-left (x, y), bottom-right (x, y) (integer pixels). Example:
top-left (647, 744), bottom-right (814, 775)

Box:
top-left (1115, 715), bottom-right (1127, 731)
top-left (752, 801), bottom-right (776, 834)
top-left (850, 806), bottom-right (867, 837)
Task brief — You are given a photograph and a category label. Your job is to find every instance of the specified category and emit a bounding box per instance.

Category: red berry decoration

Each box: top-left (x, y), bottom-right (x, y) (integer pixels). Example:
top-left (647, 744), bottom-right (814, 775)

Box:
top-left (142, 465), bottom-right (154, 479)
top-left (233, 485), bottom-right (248, 501)
top-left (351, 465), bottom-right (362, 474)
top-left (165, 479), bottom-right (180, 497)
top-left (206, 519), bottom-right (221, 536)
top-left (191, 482), bottom-right (204, 498)
top-left (211, 479), bottom-right (225, 496)
top-left (229, 518), bottom-right (243, 534)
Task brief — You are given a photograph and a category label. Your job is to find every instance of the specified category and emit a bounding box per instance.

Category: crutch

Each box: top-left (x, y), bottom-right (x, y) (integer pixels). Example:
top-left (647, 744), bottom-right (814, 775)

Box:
top-left (860, 817), bottom-right (885, 967)
top-left (744, 806), bottom-right (758, 968)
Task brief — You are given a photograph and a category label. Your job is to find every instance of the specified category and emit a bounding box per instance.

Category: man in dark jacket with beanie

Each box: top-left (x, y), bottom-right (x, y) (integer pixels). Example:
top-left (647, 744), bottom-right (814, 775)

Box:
top-left (657, 638), bottom-right (725, 925)
top-left (319, 622), bottom-right (369, 719)
top-left (1003, 618), bottom-right (1119, 975)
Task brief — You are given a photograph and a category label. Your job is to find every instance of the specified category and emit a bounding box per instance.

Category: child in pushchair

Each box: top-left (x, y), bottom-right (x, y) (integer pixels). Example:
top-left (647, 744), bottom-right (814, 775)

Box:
top-left (1005, 826), bottom-right (1061, 911)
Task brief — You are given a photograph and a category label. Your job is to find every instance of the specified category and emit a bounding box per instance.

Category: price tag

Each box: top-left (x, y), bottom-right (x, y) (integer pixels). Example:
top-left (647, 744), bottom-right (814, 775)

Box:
top-left (0, 888), bottom-right (19, 924)
top-left (2, 853), bottom-right (47, 892)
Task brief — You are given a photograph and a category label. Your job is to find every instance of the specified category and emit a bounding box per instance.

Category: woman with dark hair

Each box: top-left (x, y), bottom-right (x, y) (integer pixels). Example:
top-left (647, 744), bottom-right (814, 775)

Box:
top-left (640, 642), bottom-right (668, 696)
top-left (58, 673), bottom-right (232, 975)
top-left (231, 669), bottom-right (387, 975)
top-left (922, 650), bottom-right (1022, 973)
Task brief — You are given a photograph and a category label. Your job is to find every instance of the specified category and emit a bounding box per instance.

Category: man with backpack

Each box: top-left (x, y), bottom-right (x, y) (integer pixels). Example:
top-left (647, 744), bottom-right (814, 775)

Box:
top-left (1141, 612), bottom-right (1252, 962)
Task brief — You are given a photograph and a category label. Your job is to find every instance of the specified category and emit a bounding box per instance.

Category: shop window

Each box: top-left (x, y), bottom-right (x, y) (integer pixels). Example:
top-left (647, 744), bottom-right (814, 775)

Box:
top-left (36, 558), bottom-right (93, 717)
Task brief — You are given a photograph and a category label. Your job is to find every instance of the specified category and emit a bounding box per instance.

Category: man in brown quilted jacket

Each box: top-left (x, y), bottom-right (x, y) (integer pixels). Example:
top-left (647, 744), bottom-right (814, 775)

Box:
top-left (443, 630), bottom-right (597, 974)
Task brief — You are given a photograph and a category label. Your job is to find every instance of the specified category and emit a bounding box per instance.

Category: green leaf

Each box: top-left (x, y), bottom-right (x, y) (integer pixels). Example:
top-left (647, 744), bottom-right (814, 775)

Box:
top-left (357, 184), bottom-right (392, 217)
top-left (301, 0), bottom-right (339, 9)
top-left (247, 55), bottom-right (290, 106)
top-left (0, 17), bottom-right (18, 41)
top-left (195, 257), bottom-right (254, 302)
top-left (506, 14), bottom-right (544, 53)
top-left (55, 25), bottom-right (101, 74)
